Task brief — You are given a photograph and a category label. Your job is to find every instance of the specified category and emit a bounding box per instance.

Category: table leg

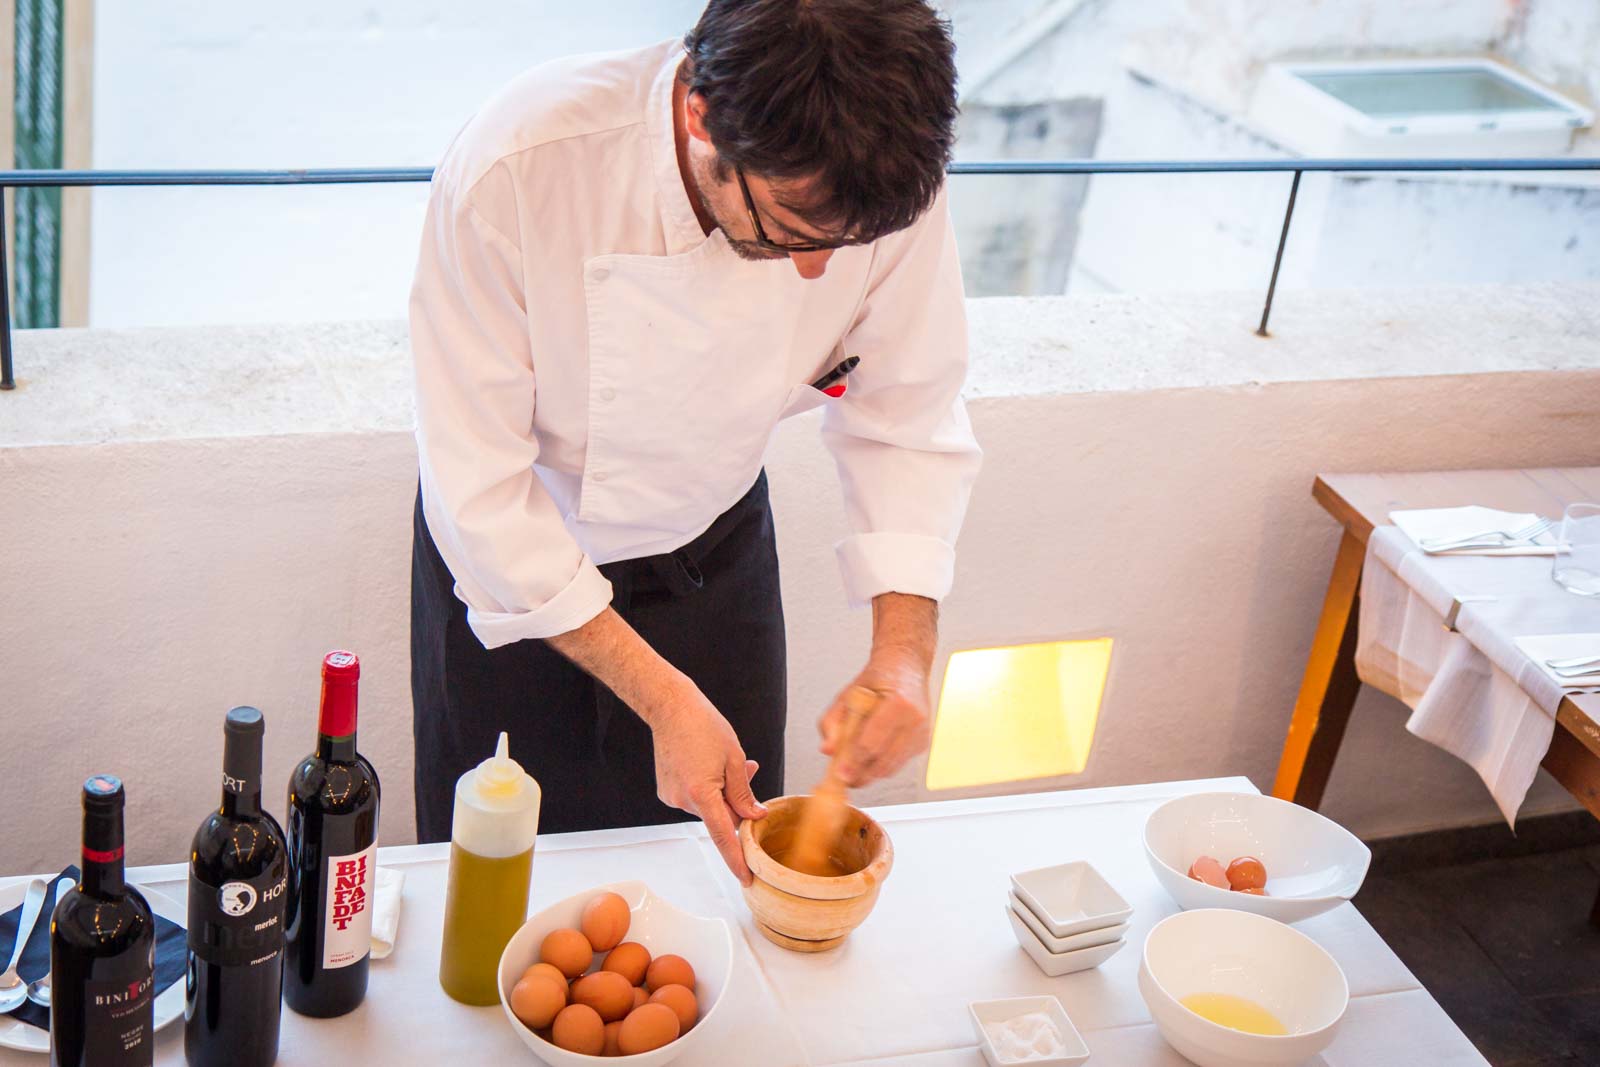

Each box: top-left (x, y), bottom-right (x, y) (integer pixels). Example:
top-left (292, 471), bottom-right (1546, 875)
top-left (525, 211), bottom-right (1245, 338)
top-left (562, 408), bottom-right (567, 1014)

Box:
top-left (1272, 529), bottom-right (1365, 810)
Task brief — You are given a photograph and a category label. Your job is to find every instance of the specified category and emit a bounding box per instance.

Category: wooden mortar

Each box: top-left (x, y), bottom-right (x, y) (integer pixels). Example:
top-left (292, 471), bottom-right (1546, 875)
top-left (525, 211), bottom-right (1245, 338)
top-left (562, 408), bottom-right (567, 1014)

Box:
top-left (738, 795), bottom-right (894, 952)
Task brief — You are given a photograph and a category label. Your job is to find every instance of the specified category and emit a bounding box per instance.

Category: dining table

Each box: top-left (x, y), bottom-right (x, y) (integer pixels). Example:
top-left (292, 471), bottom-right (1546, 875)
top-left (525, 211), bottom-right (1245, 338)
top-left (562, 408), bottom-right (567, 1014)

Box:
top-left (1271, 467), bottom-right (1600, 922)
top-left (0, 776), bottom-right (1487, 1066)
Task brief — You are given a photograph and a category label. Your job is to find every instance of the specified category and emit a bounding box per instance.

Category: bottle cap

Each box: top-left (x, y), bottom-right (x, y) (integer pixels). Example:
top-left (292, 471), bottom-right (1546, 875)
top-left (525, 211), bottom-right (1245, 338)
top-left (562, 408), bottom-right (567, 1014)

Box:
top-left (83, 774), bottom-right (124, 809)
top-left (322, 650), bottom-right (360, 684)
top-left (475, 733), bottom-right (526, 801)
top-left (225, 705), bottom-right (264, 736)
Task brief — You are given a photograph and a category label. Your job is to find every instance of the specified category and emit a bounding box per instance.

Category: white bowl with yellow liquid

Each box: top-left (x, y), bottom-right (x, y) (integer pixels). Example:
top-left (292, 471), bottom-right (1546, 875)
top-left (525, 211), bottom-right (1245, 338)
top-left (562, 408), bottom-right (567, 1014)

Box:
top-left (1138, 909), bottom-right (1348, 1067)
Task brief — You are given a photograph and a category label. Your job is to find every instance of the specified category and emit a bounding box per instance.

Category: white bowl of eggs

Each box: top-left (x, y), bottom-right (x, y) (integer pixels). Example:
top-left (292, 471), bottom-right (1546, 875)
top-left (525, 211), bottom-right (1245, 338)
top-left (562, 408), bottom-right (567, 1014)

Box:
top-left (1143, 792), bottom-right (1370, 923)
top-left (497, 881), bottom-right (733, 1065)
top-left (1138, 908), bottom-right (1348, 1067)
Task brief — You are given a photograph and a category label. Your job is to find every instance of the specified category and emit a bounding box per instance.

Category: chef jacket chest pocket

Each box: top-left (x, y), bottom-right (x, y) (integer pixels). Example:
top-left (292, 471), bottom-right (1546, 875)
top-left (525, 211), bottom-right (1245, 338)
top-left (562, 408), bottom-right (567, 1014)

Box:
top-left (779, 384), bottom-right (830, 420)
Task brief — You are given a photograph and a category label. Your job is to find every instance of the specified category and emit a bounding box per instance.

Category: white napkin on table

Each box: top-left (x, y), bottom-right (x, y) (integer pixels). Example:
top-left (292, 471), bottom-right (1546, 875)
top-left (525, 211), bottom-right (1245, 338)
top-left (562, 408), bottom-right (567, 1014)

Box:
top-left (1514, 633), bottom-right (1600, 690)
top-left (370, 866), bottom-right (405, 961)
top-left (1391, 506), bottom-right (1560, 556)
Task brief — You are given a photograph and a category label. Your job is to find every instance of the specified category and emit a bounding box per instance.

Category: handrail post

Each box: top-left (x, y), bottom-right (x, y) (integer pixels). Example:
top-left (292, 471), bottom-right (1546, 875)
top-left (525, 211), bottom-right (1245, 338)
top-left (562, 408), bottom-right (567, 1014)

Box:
top-left (1, 185), bottom-right (13, 390)
top-left (1256, 169), bottom-right (1302, 338)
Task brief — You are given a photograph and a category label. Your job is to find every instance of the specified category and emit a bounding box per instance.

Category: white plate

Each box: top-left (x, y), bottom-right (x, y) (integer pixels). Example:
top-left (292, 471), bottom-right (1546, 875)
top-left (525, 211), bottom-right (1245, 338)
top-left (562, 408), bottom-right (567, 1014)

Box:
top-left (970, 995), bottom-right (1091, 1067)
top-left (1010, 860), bottom-right (1133, 938)
top-left (1005, 907), bottom-right (1125, 977)
top-left (0, 879), bottom-right (186, 1054)
top-left (1008, 892), bottom-right (1128, 953)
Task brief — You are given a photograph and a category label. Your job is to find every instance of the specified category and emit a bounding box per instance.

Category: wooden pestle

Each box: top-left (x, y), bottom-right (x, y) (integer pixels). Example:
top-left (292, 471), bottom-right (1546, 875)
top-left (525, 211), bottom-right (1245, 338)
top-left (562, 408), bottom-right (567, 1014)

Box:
top-left (786, 685), bottom-right (879, 878)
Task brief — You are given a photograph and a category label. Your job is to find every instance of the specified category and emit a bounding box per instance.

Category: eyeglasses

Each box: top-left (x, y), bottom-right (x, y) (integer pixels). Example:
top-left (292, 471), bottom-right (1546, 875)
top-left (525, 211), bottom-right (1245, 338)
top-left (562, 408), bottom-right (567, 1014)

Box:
top-left (735, 167), bottom-right (858, 254)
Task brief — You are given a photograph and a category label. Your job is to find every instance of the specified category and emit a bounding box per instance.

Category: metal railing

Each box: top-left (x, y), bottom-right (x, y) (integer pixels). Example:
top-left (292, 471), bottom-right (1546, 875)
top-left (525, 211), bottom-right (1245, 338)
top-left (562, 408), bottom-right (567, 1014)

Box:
top-left (2, 156), bottom-right (1597, 391)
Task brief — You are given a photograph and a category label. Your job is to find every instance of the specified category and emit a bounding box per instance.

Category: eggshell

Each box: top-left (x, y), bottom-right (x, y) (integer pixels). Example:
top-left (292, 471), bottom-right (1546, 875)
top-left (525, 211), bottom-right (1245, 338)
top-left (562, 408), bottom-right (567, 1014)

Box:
top-left (618, 1003), bottom-right (681, 1054)
top-left (645, 953), bottom-right (696, 993)
top-left (649, 983), bottom-right (697, 1032)
top-left (581, 892), bottom-right (632, 952)
top-left (602, 1020), bottom-right (624, 1057)
top-left (510, 975), bottom-right (566, 1030)
top-left (602, 941), bottom-right (652, 986)
top-left (1186, 855), bottom-right (1229, 889)
top-left (573, 969), bottom-right (635, 1023)
top-left (1226, 856), bottom-right (1268, 892)
top-left (632, 986), bottom-right (649, 1011)
top-left (551, 1003), bottom-right (606, 1056)
top-left (523, 962), bottom-right (568, 988)
top-left (541, 927), bottom-right (595, 979)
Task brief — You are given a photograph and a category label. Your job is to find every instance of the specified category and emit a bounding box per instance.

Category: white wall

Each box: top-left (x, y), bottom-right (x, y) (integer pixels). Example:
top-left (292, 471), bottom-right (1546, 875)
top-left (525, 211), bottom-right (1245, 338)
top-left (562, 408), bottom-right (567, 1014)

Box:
top-left (4, 286), bottom-right (1599, 874)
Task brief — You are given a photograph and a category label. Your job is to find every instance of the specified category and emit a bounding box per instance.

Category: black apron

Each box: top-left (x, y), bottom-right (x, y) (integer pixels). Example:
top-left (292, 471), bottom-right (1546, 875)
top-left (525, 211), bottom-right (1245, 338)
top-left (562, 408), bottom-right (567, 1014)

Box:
top-left (409, 471), bottom-right (787, 842)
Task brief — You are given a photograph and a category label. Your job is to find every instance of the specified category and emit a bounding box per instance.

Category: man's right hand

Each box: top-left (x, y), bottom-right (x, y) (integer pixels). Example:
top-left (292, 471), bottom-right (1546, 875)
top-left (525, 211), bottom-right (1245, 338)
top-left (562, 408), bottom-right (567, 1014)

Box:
top-left (648, 690), bottom-right (767, 885)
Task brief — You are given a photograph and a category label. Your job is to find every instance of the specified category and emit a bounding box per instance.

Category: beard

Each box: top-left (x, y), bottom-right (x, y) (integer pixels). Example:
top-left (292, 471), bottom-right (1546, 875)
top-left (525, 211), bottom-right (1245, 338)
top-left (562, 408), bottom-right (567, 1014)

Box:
top-left (688, 152), bottom-right (788, 263)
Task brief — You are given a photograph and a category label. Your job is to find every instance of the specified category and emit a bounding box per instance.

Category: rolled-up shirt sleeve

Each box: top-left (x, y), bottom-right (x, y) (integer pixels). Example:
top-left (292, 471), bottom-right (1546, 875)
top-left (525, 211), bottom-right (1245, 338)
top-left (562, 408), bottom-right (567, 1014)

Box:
top-left (823, 186), bottom-right (983, 608)
top-left (410, 163), bottom-right (613, 647)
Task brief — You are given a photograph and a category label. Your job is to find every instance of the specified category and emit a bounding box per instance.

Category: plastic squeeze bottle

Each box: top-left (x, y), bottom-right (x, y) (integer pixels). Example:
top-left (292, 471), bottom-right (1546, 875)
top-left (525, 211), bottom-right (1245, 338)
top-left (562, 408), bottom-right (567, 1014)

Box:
top-left (438, 732), bottom-right (541, 1005)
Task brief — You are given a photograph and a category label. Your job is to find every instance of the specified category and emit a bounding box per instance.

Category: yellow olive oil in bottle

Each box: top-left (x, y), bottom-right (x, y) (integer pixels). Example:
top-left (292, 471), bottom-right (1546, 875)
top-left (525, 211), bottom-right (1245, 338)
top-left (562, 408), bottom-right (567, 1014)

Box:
top-left (438, 732), bottom-right (541, 1005)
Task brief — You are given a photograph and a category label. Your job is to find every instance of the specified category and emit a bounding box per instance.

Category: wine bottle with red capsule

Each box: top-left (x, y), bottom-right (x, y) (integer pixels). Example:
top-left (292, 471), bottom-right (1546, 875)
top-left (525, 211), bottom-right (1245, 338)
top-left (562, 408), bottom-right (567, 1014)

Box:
top-left (283, 651), bottom-right (381, 1018)
top-left (50, 776), bottom-right (156, 1067)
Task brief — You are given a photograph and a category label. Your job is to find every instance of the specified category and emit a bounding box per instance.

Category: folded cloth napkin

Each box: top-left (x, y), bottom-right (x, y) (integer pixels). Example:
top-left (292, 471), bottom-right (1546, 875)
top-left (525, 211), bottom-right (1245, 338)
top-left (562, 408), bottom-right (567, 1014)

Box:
top-left (1514, 633), bottom-right (1600, 689)
top-left (0, 867), bottom-right (186, 1033)
top-left (1391, 506), bottom-right (1560, 556)
top-left (370, 865), bottom-right (405, 961)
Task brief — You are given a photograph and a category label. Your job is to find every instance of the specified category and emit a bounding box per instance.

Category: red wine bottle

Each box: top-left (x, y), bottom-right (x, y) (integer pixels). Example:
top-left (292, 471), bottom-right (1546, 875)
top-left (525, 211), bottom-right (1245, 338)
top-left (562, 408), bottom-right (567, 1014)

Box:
top-left (284, 651), bottom-right (380, 1018)
top-left (50, 776), bottom-right (156, 1067)
top-left (185, 706), bottom-right (288, 1067)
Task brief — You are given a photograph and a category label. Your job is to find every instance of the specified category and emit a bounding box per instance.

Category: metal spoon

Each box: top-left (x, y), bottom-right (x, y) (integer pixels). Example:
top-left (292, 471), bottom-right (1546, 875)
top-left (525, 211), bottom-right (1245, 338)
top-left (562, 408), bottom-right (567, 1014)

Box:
top-left (0, 879), bottom-right (49, 1014)
top-left (25, 877), bottom-right (72, 1008)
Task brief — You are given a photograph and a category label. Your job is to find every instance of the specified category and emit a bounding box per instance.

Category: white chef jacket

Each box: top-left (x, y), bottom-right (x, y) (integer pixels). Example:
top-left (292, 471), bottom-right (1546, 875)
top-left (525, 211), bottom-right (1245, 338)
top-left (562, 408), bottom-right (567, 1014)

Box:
top-left (410, 38), bottom-right (982, 650)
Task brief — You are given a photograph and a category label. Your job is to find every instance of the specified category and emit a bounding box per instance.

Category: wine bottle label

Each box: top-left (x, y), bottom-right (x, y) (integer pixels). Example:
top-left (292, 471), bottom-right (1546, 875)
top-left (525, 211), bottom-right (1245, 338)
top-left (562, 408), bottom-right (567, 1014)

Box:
top-left (188, 859), bottom-right (289, 968)
top-left (84, 972), bottom-right (155, 1064)
top-left (322, 843), bottom-right (376, 969)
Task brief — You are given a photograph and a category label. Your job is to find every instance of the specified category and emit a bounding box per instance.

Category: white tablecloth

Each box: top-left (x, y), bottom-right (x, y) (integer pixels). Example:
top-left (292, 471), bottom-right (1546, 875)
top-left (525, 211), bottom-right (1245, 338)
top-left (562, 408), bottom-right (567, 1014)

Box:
top-left (1356, 526), bottom-right (1600, 824)
top-left (0, 778), bottom-right (1486, 1066)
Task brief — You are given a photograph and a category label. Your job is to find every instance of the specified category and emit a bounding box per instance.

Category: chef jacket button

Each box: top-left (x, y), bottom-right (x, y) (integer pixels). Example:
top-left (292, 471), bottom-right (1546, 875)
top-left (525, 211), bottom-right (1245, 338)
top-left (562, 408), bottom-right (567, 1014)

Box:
top-left (593, 471), bottom-right (608, 483)
top-left (591, 266), bottom-right (610, 282)
top-left (599, 387), bottom-right (617, 402)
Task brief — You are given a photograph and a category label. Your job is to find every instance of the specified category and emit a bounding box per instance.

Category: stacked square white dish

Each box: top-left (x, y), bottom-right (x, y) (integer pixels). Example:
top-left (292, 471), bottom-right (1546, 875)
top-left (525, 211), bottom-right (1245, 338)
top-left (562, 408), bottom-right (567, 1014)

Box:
top-left (1006, 861), bottom-right (1132, 976)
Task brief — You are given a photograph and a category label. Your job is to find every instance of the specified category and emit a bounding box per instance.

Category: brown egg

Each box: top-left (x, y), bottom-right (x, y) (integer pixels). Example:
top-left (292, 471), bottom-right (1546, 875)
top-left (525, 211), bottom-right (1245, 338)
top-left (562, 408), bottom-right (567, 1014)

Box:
top-left (572, 970), bottom-right (634, 1023)
top-left (645, 954), bottom-right (696, 993)
top-left (602, 1020), bottom-right (623, 1057)
top-left (551, 1003), bottom-right (606, 1056)
top-left (1186, 855), bottom-right (1229, 889)
top-left (632, 986), bottom-right (650, 1011)
top-left (649, 983), bottom-right (698, 1032)
top-left (581, 892), bottom-right (632, 952)
top-left (540, 928), bottom-right (594, 979)
top-left (523, 962), bottom-right (569, 988)
top-left (618, 1003), bottom-right (681, 1055)
top-left (1226, 856), bottom-right (1268, 892)
top-left (510, 975), bottom-right (566, 1030)
top-left (602, 941), bottom-right (651, 986)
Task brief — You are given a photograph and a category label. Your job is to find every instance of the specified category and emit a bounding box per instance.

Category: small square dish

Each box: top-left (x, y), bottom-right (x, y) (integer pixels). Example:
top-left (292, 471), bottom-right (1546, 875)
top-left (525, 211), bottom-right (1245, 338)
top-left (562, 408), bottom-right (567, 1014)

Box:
top-left (970, 994), bottom-right (1091, 1067)
top-left (1009, 892), bottom-right (1128, 953)
top-left (1011, 861), bottom-right (1133, 938)
top-left (1006, 907), bottom-right (1125, 977)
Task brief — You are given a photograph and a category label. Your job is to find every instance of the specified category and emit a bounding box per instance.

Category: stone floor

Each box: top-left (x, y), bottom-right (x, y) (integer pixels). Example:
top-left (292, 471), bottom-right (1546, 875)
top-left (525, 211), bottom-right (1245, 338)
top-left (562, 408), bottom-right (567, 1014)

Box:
top-left (1353, 813), bottom-right (1600, 1066)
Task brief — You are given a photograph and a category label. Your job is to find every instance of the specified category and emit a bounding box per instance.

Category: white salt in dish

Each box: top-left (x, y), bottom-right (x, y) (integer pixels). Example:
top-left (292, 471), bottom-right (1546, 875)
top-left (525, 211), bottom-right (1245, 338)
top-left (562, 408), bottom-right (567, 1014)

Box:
top-left (969, 995), bottom-right (1091, 1066)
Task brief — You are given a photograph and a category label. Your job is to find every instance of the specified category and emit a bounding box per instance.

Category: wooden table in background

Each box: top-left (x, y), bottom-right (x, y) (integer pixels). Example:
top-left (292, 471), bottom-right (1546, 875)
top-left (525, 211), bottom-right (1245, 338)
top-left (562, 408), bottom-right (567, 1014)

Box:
top-left (1272, 467), bottom-right (1600, 922)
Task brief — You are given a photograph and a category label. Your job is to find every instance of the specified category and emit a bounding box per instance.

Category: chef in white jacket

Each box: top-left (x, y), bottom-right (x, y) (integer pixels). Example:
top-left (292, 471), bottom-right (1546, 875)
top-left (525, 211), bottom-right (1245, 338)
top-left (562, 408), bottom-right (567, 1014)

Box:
top-left (409, 0), bottom-right (981, 885)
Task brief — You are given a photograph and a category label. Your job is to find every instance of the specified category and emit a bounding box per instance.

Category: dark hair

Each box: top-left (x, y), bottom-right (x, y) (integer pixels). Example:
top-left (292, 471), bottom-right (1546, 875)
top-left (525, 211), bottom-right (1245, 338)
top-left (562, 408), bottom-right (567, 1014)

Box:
top-left (681, 0), bottom-right (958, 243)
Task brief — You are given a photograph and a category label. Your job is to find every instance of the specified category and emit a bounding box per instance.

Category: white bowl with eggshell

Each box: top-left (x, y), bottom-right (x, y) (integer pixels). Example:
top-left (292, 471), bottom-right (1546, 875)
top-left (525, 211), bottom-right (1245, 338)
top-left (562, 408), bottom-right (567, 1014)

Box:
top-left (1138, 908), bottom-right (1348, 1067)
top-left (497, 880), bottom-right (733, 1066)
top-left (1143, 792), bottom-right (1370, 923)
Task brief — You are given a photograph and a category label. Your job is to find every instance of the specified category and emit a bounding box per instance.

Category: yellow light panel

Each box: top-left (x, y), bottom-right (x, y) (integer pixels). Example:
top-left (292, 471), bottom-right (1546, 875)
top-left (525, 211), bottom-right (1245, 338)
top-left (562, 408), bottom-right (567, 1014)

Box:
top-left (925, 638), bottom-right (1113, 791)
